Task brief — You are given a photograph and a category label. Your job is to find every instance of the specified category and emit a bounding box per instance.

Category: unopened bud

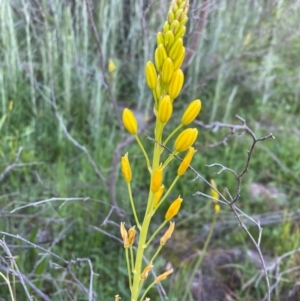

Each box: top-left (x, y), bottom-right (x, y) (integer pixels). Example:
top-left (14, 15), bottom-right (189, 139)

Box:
top-left (168, 69), bottom-right (184, 100)
top-left (165, 196), bottom-right (183, 220)
top-left (174, 128), bottom-right (198, 152)
top-left (160, 221), bottom-right (175, 245)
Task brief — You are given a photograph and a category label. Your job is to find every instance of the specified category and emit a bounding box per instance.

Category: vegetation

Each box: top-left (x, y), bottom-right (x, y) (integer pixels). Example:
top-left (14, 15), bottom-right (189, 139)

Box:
top-left (0, 0), bottom-right (299, 300)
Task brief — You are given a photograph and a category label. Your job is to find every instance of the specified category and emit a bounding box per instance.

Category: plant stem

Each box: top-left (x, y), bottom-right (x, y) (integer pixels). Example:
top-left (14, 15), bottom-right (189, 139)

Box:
top-left (127, 183), bottom-right (141, 229)
top-left (146, 220), bottom-right (168, 247)
top-left (135, 135), bottom-right (152, 173)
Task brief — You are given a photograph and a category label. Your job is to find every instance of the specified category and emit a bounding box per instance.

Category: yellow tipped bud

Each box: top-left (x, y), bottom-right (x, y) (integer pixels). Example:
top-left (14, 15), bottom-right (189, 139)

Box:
top-left (173, 46), bottom-right (185, 70)
top-left (145, 61), bottom-right (157, 90)
top-left (161, 58), bottom-right (174, 84)
top-left (164, 30), bottom-right (175, 48)
top-left (157, 32), bottom-right (164, 46)
top-left (121, 152), bottom-right (132, 183)
top-left (153, 185), bottom-right (165, 208)
top-left (175, 128), bottom-right (198, 152)
top-left (155, 44), bottom-right (167, 72)
top-left (168, 69), bottom-right (184, 100)
top-left (120, 222), bottom-right (129, 248)
top-left (163, 21), bottom-right (170, 35)
top-left (177, 147), bottom-right (197, 176)
top-left (151, 164), bottom-right (164, 193)
top-left (210, 179), bottom-right (219, 201)
top-left (122, 108), bottom-right (138, 135)
top-left (169, 38), bottom-right (183, 60)
top-left (108, 59), bottom-right (116, 73)
top-left (175, 8), bottom-right (184, 20)
top-left (181, 99), bottom-right (202, 125)
top-left (165, 196), bottom-right (183, 220)
top-left (155, 269), bottom-right (173, 283)
top-left (170, 20), bottom-right (180, 34)
top-left (141, 264), bottom-right (153, 280)
top-left (128, 226), bottom-right (136, 246)
top-left (167, 10), bottom-right (175, 23)
top-left (215, 204), bottom-right (220, 213)
top-left (180, 15), bottom-right (188, 25)
top-left (158, 95), bottom-right (173, 124)
top-left (160, 221), bottom-right (175, 245)
top-left (175, 25), bottom-right (186, 40)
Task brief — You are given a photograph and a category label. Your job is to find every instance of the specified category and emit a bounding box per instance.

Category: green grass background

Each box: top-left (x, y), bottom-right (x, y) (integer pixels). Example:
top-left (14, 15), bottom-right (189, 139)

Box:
top-left (0, 0), bottom-right (299, 300)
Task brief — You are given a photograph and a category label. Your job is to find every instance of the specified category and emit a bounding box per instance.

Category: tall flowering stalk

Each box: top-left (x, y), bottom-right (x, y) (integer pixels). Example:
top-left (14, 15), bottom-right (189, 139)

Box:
top-left (120, 1), bottom-right (207, 300)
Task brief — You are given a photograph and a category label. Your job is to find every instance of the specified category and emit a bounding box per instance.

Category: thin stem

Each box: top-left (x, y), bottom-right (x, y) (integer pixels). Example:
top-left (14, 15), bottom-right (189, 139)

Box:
top-left (162, 151), bottom-right (177, 168)
top-left (182, 210), bottom-right (219, 300)
top-left (130, 246), bottom-right (135, 273)
top-left (0, 272), bottom-right (15, 301)
top-left (164, 124), bottom-right (182, 146)
top-left (127, 183), bottom-right (141, 229)
top-left (139, 281), bottom-right (156, 301)
top-left (146, 220), bottom-right (168, 247)
top-left (125, 247), bottom-right (132, 291)
top-left (135, 135), bottom-right (151, 172)
top-left (155, 175), bottom-right (180, 211)
top-left (149, 245), bottom-right (163, 264)
top-left (152, 90), bottom-right (158, 110)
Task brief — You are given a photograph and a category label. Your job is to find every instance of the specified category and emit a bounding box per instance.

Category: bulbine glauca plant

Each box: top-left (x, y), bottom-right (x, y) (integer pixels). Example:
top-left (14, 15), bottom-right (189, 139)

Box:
top-left (119, 1), bottom-right (218, 300)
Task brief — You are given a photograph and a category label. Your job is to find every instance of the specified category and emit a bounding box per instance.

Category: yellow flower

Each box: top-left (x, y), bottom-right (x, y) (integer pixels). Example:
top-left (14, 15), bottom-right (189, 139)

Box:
top-left (151, 164), bottom-right (164, 193)
top-left (177, 147), bottom-right (197, 176)
top-left (120, 222), bottom-right (129, 248)
top-left (108, 59), bottom-right (116, 73)
top-left (145, 61), bottom-right (157, 90)
top-left (181, 99), bottom-right (202, 125)
top-left (128, 226), bottom-right (136, 246)
top-left (153, 185), bottom-right (165, 208)
top-left (158, 95), bottom-right (173, 124)
top-left (160, 221), bottom-right (175, 245)
top-left (168, 69), bottom-right (184, 100)
top-left (122, 108), bottom-right (138, 135)
top-left (165, 196), bottom-right (183, 220)
top-left (154, 269), bottom-right (173, 283)
top-left (155, 44), bottom-right (167, 72)
top-left (141, 264), bottom-right (153, 280)
top-left (210, 179), bottom-right (219, 201)
top-left (161, 58), bottom-right (174, 84)
top-left (169, 38), bottom-right (183, 61)
top-left (214, 204), bottom-right (220, 213)
top-left (174, 128), bottom-right (198, 152)
top-left (173, 46), bottom-right (185, 70)
top-left (121, 153), bottom-right (132, 183)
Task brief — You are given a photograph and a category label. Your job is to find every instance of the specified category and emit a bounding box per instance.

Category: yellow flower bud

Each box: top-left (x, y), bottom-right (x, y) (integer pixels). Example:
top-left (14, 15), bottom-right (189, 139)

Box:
top-left (210, 179), bottom-right (219, 201)
top-left (161, 58), bottom-right (174, 84)
top-left (169, 38), bottom-right (183, 60)
top-left (145, 61), bottom-right (157, 90)
top-left (122, 108), bottom-right (138, 135)
top-left (174, 128), bottom-right (198, 152)
top-left (170, 20), bottom-right (180, 34)
top-left (167, 10), bottom-right (175, 23)
top-left (164, 30), bottom-right (175, 48)
top-left (175, 25), bottom-right (186, 40)
top-left (128, 226), bottom-right (136, 246)
top-left (151, 164), bottom-right (164, 193)
top-left (163, 21), bottom-right (170, 35)
top-left (108, 59), bottom-right (116, 73)
top-left (173, 46), bottom-right (185, 70)
top-left (168, 69), bottom-right (184, 99)
top-left (180, 15), bottom-right (188, 25)
top-left (155, 269), bottom-right (173, 283)
top-left (120, 222), bottom-right (129, 248)
top-left (215, 204), bottom-right (220, 213)
top-left (153, 185), bottom-right (165, 208)
top-left (175, 8), bottom-right (184, 20)
top-left (181, 99), bottom-right (202, 125)
top-left (155, 44), bottom-right (167, 72)
top-left (158, 95), bottom-right (173, 124)
top-left (141, 264), bottom-right (153, 280)
top-left (157, 32), bottom-right (164, 46)
top-left (165, 196), bottom-right (183, 220)
top-left (177, 147), bottom-right (197, 176)
top-left (160, 221), bottom-right (175, 245)
top-left (121, 153), bottom-right (132, 183)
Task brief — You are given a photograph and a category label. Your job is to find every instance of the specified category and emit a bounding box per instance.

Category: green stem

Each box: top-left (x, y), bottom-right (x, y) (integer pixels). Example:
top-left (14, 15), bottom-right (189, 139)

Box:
top-left (146, 220), bottom-right (168, 247)
top-left (135, 135), bottom-right (151, 173)
top-left (139, 281), bottom-right (156, 301)
top-left (152, 90), bottom-right (158, 110)
top-left (164, 124), bottom-right (182, 146)
top-left (155, 175), bottom-right (180, 211)
top-left (162, 151), bottom-right (177, 169)
top-left (182, 211), bottom-right (219, 301)
top-left (125, 247), bottom-right (132, 291)
top-left (130, 246), bottom-right (135, 272)
top-left (127, 183), bottom-right (141, 229)
top-left (149, 245), bottom-right (163, 264)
